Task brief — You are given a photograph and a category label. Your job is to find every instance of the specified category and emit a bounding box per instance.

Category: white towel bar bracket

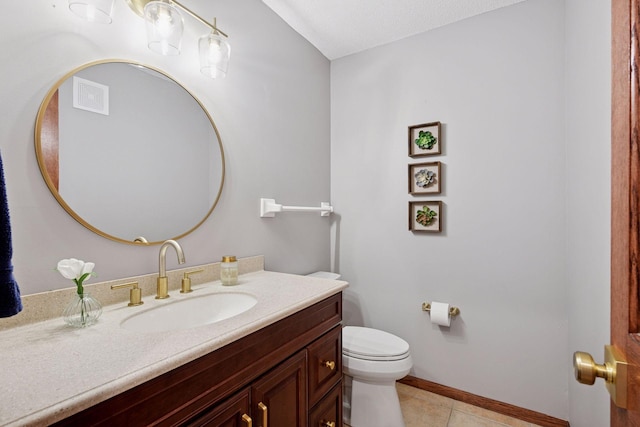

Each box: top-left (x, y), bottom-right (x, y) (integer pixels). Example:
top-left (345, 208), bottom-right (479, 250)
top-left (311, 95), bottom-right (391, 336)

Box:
top-left (260, 198), bottom-right (333, 218)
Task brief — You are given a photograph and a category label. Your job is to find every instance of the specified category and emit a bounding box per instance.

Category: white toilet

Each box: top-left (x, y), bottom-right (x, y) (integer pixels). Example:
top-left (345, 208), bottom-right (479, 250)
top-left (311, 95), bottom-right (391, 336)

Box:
top-left (306, 272), bottom-right (413, 427)
top-left (342, 326), bottom-right (412, 427)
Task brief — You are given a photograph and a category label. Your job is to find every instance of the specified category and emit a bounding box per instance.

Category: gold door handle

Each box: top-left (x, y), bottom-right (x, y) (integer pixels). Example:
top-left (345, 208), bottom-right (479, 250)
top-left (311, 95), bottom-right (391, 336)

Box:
top-left (320, 421), bottom-right (336, 427)
top-left (573, 345), bottom-right (628, 408)
top-left (242, 414), bottom-right (252, 427)
top-left (322, 360), bottom-right (336, 370)
top-left (258, 402), bottom-right (268, 427)
top-left (573, 351), bottom-right (613, 384)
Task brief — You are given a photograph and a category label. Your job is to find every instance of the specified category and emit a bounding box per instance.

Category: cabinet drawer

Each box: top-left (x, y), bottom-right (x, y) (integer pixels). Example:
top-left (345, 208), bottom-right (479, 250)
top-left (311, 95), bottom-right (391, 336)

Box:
top-left (307, 325), bottom-right (342, 406)
top-left (309, 382), bottom-right (342, 427)
top-left (186, 388), bottom-right (251, 427)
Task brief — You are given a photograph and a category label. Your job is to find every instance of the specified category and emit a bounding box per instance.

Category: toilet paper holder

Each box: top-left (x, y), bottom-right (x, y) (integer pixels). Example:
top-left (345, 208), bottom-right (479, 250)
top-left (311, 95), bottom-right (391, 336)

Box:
top-left (422, 302), bottom-right (460, 317)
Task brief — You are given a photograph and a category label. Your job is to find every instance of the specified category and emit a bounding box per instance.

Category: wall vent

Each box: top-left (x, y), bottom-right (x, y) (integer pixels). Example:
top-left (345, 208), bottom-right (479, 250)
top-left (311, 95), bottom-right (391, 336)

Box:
top-left (72, 76), bottom-right (109, 115)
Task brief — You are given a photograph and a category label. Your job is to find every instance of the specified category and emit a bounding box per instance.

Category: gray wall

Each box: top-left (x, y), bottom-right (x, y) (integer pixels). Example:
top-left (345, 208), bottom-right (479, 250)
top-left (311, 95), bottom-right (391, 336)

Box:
top-left (565, 0), bottom-right (611, 425)
top-left (331, 0), bottom-right (609, 421)
top-left (0, 0), bottom-right (331, 295)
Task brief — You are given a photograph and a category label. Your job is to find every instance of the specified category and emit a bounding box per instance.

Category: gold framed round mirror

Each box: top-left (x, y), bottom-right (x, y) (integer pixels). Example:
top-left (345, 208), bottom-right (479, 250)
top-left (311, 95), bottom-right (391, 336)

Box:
top-left (34, 60), bottom-right (225, 245)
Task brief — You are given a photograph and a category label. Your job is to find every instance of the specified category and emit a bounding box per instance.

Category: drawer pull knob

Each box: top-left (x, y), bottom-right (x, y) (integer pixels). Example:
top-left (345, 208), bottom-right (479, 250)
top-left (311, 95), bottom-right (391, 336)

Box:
top-left (242, 414), bottom-right (252, 427)
top-left (321, 421), bottom-right (336, 427)
top-left (322, 360), bottom-right (336, 370)
top-left (258, 402), bottom-right (268, 427)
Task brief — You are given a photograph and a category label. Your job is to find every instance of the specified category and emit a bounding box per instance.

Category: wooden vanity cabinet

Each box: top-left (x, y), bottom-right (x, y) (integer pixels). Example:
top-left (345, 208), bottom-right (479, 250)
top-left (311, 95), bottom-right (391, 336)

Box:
top-left (52, 293), bottom-right (343, 427)
top-left (189, 327), bottom-right (343, 427)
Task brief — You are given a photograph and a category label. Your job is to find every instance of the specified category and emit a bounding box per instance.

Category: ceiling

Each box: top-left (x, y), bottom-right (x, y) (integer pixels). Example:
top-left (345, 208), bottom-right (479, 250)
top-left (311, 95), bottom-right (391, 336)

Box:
top-left (261, 0), bottom-right (527, 60)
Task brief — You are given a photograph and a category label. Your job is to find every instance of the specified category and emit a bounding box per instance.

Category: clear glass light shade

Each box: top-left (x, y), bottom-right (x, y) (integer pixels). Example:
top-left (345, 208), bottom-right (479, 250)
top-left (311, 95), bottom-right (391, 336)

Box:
top-left (144, 1), bottom-right (184, 56)
top-left (68, 0), bottom-right (115, 24)
top-left (199, 33), bottom-right (231, 79)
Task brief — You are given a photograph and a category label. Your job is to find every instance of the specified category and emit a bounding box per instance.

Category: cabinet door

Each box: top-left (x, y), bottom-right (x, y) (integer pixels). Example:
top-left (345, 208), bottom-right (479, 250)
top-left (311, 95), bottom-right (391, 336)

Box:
top-left (186, 388), bottom-right (252, 427)
top-left (309, 383), bottom-right (342, 427)
top-left (252, 350), bottom-right (307, 427)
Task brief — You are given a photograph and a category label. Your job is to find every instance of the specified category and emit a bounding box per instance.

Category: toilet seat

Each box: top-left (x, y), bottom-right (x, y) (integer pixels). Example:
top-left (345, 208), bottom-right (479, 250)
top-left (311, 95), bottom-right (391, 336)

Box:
top-left (343, 326), bottom-right (410, 361)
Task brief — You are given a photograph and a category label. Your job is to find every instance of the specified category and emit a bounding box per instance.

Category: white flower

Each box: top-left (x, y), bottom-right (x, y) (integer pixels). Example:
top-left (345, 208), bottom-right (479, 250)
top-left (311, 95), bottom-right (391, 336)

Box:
top-left (57, 258), bottom-right (95, 282)
top-left (57, 258), bottom-right (96, 295)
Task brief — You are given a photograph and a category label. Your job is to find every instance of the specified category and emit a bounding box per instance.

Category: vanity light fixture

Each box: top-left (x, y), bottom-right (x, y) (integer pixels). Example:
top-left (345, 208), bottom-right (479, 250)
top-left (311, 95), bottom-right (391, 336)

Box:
top-left (67, 0), bottom-right (231, 79)
top-left (199, 17), bottom-right (231, 79)
top-left (143, 0), bottom-right (184, 56)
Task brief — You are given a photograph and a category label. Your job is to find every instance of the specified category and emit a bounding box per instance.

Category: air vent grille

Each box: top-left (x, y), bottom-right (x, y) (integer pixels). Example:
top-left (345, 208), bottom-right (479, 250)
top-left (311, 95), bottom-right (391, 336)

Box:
top-left (72, 76), bottom-right (109, 115)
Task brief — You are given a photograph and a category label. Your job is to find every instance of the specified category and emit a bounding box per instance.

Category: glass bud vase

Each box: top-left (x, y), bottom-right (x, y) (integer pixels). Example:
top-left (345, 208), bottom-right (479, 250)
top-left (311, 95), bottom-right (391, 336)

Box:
top-left (63, 292), bottom-right (102, 327)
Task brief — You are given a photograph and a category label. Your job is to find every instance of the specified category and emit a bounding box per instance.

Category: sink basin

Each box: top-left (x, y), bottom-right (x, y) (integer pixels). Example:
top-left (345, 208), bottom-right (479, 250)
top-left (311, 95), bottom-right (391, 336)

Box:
top-left (120, 292), bottom-right (258, 333)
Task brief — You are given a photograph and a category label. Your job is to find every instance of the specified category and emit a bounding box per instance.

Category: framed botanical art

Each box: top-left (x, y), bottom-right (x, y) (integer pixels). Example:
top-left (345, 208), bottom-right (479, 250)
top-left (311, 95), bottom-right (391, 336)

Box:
top-left (408, 121), bottom-right (441, 157)
top-left (409, 201), bottom-right (442, 232)
top-left (409, 161), bottom-right (441, 195)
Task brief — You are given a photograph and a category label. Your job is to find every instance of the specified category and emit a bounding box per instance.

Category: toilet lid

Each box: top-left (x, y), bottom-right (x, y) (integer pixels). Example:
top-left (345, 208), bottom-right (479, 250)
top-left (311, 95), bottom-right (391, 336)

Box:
top-left (343, 326), bottom-right (410, 361)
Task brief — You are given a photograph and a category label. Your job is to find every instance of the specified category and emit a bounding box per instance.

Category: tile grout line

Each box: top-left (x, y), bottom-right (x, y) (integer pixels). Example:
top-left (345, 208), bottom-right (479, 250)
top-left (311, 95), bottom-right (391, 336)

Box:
top-left (444, 405), bottom-right (452, 427)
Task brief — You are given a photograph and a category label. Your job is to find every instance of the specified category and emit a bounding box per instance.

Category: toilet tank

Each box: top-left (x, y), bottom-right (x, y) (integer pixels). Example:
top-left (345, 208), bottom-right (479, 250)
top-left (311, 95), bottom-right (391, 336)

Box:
top-left (306, 271), bottom-right (341, 280)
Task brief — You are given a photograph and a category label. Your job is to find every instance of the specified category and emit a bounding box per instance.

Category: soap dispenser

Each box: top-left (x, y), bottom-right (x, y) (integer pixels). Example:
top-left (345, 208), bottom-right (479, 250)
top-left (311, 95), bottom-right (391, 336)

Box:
top-left (220, 256), bottom-right (238, 285)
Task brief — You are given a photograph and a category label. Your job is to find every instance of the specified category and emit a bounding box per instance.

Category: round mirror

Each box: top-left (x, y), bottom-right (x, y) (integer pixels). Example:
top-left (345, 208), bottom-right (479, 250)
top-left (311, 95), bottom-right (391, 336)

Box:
top-left (35, 60), bottom-right (225, 244)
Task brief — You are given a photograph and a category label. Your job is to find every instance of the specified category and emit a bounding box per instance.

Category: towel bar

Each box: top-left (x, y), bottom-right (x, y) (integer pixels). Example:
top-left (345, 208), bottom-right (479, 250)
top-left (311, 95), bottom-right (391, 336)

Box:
top-left (260, 198), bottom-right (333, 218)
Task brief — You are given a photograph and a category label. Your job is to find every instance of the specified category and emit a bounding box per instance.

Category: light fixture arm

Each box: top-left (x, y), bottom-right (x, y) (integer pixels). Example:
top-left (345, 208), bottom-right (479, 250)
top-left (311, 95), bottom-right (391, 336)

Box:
top-left (170, 0), bottom-right (228, 37)
top-left (125, 0), bottom-right (228, 37)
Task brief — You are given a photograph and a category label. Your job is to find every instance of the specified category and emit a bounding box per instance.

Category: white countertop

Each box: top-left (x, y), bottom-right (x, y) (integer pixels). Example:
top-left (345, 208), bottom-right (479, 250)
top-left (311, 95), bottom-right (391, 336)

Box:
top-left (0, 270), bottom-right (347, 427)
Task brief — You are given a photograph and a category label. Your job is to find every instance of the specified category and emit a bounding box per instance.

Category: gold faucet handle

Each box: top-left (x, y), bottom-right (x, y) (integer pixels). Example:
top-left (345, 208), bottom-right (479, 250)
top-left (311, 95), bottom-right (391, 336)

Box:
top-left (111, 282), bottom-right (144, 306)
top-left (181, 269), bottom-right (204, 293)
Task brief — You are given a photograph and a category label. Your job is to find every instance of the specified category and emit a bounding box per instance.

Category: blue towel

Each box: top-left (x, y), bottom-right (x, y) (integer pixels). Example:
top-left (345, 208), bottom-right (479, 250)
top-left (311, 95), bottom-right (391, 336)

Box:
top-left (0, 151), bottom-right (22, 317)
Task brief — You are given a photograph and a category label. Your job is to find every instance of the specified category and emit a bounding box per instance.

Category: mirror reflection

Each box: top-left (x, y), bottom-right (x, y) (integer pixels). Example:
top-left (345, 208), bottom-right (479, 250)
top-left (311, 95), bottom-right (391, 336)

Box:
top-left (35, 61), bottom-right (224, 244)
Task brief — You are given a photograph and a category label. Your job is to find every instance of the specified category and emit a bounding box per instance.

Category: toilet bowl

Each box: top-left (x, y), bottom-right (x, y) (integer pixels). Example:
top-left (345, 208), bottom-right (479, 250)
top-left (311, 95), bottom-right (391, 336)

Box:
top-left (305, 272), bottom-right (413, 427)
top-left (342, 326), bottom-right (412, 427)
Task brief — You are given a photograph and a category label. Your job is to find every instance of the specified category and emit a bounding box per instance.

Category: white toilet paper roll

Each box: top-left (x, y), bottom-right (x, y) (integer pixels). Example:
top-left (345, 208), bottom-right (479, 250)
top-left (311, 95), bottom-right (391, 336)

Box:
top-left (430, 301), bottom-right (451, 327)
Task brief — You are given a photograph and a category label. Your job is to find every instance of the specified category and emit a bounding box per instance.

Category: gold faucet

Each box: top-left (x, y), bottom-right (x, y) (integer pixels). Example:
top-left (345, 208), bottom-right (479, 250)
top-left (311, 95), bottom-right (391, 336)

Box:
top-left (156, 239), bottom-right (186, 299)
top-left (181, 269), bottom-right (204, 294)
top-left (111, 281), bottom-right (144, 306)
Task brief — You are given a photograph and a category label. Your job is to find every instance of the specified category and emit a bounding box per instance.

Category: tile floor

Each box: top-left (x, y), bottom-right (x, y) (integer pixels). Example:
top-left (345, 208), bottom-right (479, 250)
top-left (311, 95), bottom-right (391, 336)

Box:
top-left (396, 382), bottom-right (545, 427)
top-left (345, 383), bottom-right (539, 427)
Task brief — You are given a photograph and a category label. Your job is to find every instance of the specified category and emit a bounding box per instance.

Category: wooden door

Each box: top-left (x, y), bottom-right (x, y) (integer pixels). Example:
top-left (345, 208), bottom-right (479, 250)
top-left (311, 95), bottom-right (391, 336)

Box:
top-left (611, 0), bottom-right (640, 424)
top-left (252, 351), bottom-right (307, 427)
